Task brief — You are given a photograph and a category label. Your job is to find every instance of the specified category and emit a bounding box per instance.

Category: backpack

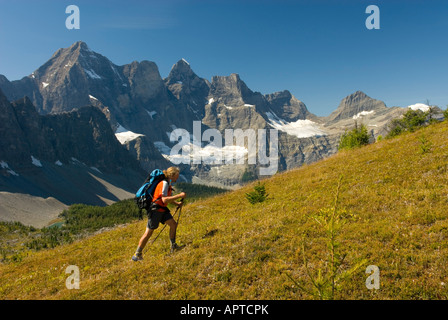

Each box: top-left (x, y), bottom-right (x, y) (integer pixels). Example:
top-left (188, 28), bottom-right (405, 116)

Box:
top-left (134, 169), bottom-right (166, 219)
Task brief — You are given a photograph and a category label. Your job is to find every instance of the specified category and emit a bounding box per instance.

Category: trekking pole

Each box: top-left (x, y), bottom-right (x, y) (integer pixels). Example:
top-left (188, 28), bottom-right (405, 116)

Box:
top-left (143, 198), bottom-right (184, 255)
top-left (176, 198), bottom-right (184, 225)
top-left (148, 205), bottom-right (181, 248)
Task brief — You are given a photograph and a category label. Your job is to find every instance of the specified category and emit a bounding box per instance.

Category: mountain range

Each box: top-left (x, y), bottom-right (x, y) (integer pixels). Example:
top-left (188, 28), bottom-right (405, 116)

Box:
top-left (0, 41), bottom-right (427, 226)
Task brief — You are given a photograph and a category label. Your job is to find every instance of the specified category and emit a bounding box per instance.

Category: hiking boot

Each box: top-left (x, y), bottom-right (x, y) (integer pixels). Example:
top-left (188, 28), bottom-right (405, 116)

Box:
top-left (131, 252), bottom-right (143, 261)
top-left (170, 243), bottom-right (180, 253)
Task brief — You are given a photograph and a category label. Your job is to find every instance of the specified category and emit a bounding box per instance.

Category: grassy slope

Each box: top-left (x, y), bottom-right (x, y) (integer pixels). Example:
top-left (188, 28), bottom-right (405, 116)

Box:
top-left (1, 121), bottom-right (448, 300)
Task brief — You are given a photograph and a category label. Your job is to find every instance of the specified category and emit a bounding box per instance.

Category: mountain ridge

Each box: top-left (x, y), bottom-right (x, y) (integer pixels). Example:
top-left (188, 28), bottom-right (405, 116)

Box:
top-left (0, 41), bottom-right (414, 188)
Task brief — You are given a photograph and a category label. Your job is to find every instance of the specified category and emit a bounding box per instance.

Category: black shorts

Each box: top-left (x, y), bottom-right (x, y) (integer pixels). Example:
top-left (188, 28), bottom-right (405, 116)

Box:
top-left (147, 209), bottom-right (173, 230)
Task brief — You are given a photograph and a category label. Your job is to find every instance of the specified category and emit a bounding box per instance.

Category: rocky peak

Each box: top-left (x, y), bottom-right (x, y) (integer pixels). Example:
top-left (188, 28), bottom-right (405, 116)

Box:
top-left (341, 90), bottom-right (369, 106)
top-left (122, 60), bottom-right (166, 105)
top-left (72, 40), bottom-right (89, 51)
top-left (166, 59), bottom-right (194, 82)
top-left (265, 90), bottom-right (313, 121)
top-left (210, 73), bottom-right (255, 106)
top-left (164, 59), bottom-right (210, 117)
top-left (326, 90), bottom-right (387, 123)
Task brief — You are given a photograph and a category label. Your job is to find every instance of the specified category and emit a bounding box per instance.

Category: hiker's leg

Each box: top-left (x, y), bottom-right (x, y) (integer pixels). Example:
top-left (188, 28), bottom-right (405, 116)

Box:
top-left (165, 218), bottom-right (177, 243)
top-left (138, 228), bottom-right (154, 250)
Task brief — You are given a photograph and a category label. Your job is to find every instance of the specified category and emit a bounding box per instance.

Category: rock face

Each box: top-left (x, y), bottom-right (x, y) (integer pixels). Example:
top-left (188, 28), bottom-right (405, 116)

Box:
top-left (265, 90), bottom-right (314, 122)
top-left (7, 95), bottom-right (143, 174)
top-left (0, 41), bottom-right (409, 188)
top-left (164, 59), bottom-right (210, 120)
top-left (0, 88), bottom-right (30, 165)
top-left (0, 88), bottom-right (147, 225)
top-left (325, 91), bottom-right (388, 124)
top-left (203, 74), bottom-right (268, 132)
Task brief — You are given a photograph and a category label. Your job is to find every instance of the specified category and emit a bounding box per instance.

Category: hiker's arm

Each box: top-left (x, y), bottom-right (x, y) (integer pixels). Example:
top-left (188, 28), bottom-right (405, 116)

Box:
top-left (162, 192), bottom-right (186, 204)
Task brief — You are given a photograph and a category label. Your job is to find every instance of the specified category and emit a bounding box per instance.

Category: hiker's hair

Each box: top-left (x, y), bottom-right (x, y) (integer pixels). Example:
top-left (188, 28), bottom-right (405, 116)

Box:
top-left (164, 166), bottom-right (180, 179)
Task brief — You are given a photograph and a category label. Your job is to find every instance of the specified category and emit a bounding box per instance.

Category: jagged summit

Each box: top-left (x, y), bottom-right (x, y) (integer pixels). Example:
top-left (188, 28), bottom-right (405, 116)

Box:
top-left (164, 58), bottom-right (210, 119)
top-left (166, 58), bottom-right (196, 84)
top-left (265, 90), bottom-right (313, 122)
top-left (171, 58), bottom-right (191, 69)
top-left (71, 40), bottom-right (89, 49)
top-left (48, 41), bottom-right (100, 66)
top-left (326, 90), bottom-right (388, 123)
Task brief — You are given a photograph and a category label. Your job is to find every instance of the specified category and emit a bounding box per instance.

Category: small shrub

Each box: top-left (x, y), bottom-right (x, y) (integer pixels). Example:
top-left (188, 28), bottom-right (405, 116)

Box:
top-left (245, 182), bottom-right (268, 204)
top-left (386, 109), bottom-right (429, 139)
top-left (338, 122), bottom-right (370, 150)
top-left (418, 134), bottom-right (432, 154)
top-left (283, 176), bottom-right (366, 300)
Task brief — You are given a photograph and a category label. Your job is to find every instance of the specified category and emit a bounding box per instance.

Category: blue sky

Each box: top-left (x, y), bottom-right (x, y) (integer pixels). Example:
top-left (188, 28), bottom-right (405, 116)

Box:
top-left (0, 0), bottom-right (447, 116)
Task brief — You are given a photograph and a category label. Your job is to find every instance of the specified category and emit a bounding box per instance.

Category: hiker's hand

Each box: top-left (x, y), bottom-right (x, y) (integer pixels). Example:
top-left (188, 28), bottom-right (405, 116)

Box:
top-left (179, 192), bottom-right (187, 199)
top-left (175, 201), bottom-right (184, 208)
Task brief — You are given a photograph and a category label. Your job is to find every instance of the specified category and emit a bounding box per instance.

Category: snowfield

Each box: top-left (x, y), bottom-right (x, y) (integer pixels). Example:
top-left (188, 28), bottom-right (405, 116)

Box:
top-left (353, 110), bottom-right (375, 119)
top-left (115, 124), bottom-right (144, 144)
top-left (265, 111), bottom-right (327, 138)
top-left (154, 140), bottom-right (249, 165)
top-left (408, 103), bottom-right (430, 112)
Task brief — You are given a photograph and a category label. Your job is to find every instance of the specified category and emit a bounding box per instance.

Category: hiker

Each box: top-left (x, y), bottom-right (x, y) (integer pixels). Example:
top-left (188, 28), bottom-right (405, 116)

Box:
top-left (132, 166), bottom-right (186, 261)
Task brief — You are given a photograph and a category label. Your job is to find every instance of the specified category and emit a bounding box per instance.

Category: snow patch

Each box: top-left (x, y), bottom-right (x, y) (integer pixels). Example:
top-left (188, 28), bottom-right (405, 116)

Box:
top-left (89, 95), bottom-right (98, 101)
top-left (55, 160), bottom-right (63, 166)
top-left (153, 140), bottom-right (248, 164)
top-left (353, 110), bottom-right (375, 120)
top-left (90, 167), bottom-right (102, 174)
top-left (42, 82), bottom-right (49, 88)
top-left (265, 111), bottom-right (327, 138)
top-left (115, 124), bottom-right (144, 144)
top-left (147, 110), bottom-right (157, 119)
top-left (208, 98), bottom-right (215, 105)
top-left (181, 58), bottom-right (190, 65)
top-left (0, 161), bottom-right (19, 176)
top-left (31, 156), bottom-right (42, 167)
top-left (70, 157), bottom-right (85, 166)
top-left (408, 103), bottom-right (430, 112)
top-left (244, 104), bottom-right (255, 107)
top-left (84, 68), bottom-right (102, 80)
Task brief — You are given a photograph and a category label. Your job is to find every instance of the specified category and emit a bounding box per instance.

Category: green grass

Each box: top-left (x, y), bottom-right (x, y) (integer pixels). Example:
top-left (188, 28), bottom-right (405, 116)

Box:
top-left (1, 121), bottom-right (448, 299)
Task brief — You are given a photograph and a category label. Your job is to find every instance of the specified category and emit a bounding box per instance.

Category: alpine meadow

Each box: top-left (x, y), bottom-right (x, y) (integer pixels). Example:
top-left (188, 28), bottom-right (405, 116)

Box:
top-left (1, 120), bottom-right (448, 300)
